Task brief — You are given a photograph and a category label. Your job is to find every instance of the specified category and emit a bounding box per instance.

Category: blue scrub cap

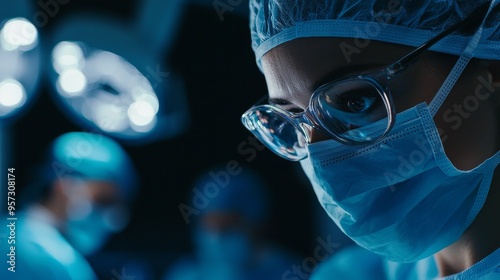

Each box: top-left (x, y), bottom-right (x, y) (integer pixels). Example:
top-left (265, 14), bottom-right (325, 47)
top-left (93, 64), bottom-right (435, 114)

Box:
top-left (250, 0), bottom-right (500, 70)
top-left (47, 132), bottom-right (138, 199)
top-left (194, 166), bottom-right (269, 224)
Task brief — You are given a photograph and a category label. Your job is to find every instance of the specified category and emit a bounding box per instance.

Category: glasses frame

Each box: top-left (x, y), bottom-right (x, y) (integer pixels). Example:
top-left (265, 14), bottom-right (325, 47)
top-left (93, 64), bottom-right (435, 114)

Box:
top-left (242, 2), bottom-right (490, 161)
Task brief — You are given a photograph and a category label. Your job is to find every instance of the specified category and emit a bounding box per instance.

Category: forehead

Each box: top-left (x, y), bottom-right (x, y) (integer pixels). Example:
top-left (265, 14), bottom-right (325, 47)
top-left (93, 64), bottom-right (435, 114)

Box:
top-left (260, 37), bottom-right (414, 106)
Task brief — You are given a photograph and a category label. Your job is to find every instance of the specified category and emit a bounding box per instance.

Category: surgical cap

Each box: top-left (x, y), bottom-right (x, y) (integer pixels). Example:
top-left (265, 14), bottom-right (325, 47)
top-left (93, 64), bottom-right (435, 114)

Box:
top-left (46, 132), bottom-right (138, 199)
top-left (194, 166), bottom-right (269, 224)
top-left (250, 0), bottom-right (500, 69)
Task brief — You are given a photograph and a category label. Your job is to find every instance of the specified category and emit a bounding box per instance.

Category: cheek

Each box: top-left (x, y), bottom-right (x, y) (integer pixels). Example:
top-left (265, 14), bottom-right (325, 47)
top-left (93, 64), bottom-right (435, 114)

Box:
top-left (433, 74), bottom-right (498, 170)
top-left (390, 64), bottom-right (446, 112)
top-left (389, 62), bottom-right (498, 170)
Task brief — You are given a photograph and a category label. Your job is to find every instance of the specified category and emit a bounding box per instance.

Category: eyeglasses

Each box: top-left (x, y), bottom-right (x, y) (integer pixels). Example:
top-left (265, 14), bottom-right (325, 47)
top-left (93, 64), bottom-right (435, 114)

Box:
top-left (241, 3), bottom-right (490, 161)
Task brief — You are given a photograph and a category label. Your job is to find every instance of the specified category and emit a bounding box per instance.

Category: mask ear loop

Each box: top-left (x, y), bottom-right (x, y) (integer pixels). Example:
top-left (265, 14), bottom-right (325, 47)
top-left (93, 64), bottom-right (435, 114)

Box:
top-left (428, 1), bottom-right (497, 117)
top-left (429, 1), bottom-right (500, 229)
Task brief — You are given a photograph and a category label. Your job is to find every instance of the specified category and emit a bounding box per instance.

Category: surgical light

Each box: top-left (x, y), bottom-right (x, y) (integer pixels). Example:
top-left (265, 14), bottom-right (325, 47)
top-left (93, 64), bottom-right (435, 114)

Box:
top-left (130, 115), bottom-right (157, 133)
top-left (0, 79), bottom-right (26, 109)
top-left (0, 18), bottom-right (38, 51)
top-left (57, 69), bottom-right (87, 97)
top-left (51, 41), bottom-right (162, 139)
top-left (47, 0), bottom-right (189, 143)
top-left (52, 41), bottom-right (85, 74)
top-left (127, 100), bottom-right (156, 127)
top-left (92, 100), bottom-right (129, 133)
top-left (0, 17), bottom-right (41, 120)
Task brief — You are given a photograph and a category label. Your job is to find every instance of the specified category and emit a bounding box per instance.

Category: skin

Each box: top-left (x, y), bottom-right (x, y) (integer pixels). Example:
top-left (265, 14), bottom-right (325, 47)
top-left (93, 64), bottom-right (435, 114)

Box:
top-left (260, 37), bottom-right (500, 276)
top-left (41, 179), bottom-right (121, 224)
top-left (202, 212), bottom-right (249, 232)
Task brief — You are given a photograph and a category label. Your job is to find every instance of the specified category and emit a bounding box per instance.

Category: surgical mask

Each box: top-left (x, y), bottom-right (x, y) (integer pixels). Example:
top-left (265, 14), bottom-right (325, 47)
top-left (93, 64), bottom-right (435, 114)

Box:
top-left (63, 184), bottom-right (128, 256)
top-left (195, 230), bottom-right (253, 269)
top-left (301, 102), bottom-right (500, 262)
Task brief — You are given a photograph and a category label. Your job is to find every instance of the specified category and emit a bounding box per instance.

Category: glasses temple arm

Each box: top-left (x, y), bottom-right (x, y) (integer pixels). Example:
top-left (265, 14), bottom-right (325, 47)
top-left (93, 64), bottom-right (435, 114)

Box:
top-left (385, 2), bottom-right (491, 76)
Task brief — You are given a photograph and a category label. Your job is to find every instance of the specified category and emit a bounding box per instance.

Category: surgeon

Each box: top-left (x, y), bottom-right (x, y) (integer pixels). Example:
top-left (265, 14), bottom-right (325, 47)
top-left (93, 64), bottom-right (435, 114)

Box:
top-left (241, 0), bottom-right (500, 279)
top-left (164, 166), bottom-right (298, 280)
top-left (3, 132), bottom-right (137, 279)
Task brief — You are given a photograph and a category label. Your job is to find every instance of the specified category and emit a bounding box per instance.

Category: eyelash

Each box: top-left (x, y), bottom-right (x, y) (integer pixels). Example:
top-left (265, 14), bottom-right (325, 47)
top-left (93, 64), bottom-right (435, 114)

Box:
top-left (288, 107), bottom-right (304, 114)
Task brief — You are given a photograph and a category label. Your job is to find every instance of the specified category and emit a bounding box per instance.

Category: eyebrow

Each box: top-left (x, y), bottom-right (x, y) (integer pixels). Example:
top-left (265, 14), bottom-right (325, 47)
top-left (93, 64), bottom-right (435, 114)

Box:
top-left (268, 63), bottom-right (386, 106)
top-left (313, 63), bottom-right (387, 88)
top-left (268, 97), bottom-right (292, 105)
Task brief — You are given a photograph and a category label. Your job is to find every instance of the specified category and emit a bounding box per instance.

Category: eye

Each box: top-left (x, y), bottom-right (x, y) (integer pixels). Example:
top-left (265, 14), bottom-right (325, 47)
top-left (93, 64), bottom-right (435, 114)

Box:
top-left (326, 87), bottom-right (380, 114)
top-left (339, 90), bottom-right (378, 113)
top-left (273, 104), bottom-right (304, 115)
top-left (287, 107), bottom-right (304, 114)
top-left (268, 98), bottom-right (304, 114)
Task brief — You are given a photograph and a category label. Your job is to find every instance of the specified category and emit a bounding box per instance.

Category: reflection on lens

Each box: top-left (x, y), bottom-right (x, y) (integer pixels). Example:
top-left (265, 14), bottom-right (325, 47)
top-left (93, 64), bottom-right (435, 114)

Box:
top-left (313, 79), bottom-right (390, 142)
top-left (242, 107), bottom-right (307, 161)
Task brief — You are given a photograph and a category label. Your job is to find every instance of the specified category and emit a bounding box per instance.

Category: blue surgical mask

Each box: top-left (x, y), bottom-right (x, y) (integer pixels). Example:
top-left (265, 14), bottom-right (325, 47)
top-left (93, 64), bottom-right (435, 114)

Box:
top-left (301, 102), bottom-right (500, 263)
top-left (64, 206), bottom-right (114, 256)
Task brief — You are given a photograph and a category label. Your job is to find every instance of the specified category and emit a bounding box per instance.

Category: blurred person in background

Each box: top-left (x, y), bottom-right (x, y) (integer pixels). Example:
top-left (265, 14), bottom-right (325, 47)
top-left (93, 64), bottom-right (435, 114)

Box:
top-left (2, 132), bottom-right (137, 280)
top-left (164, 166), bottom-right (299, 280)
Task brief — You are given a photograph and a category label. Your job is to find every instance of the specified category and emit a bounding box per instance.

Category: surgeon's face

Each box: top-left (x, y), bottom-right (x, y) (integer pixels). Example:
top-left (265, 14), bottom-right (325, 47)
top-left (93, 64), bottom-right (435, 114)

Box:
top-left (260, 37), bottom-right (499, 170)
top-left (59, 179), bottom-right (124, 222)
top-left (62, 180), bottom-right (126, 255)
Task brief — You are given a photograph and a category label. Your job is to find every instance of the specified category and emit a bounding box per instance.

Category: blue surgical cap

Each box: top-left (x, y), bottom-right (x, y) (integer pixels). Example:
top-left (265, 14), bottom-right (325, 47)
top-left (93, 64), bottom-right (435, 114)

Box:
top-left (194, 166), bottom-right (269, 224)
top-left (46, 132), bottom-right (138, 199)
top-left (250, 0), bottom-right (500, 69)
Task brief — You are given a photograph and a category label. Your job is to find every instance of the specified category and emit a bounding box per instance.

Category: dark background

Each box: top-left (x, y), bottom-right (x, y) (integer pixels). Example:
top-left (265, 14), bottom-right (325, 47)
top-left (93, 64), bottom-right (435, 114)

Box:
top-left (7, 0), bottom-right (332, 278)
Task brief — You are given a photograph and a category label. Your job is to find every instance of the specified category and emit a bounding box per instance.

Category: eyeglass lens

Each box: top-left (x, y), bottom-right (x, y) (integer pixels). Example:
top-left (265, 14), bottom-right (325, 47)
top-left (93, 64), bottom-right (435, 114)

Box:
top-left (312, 79), bottom-right (390, 142)
top-left (245, 108), bottom-right (308, 160)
